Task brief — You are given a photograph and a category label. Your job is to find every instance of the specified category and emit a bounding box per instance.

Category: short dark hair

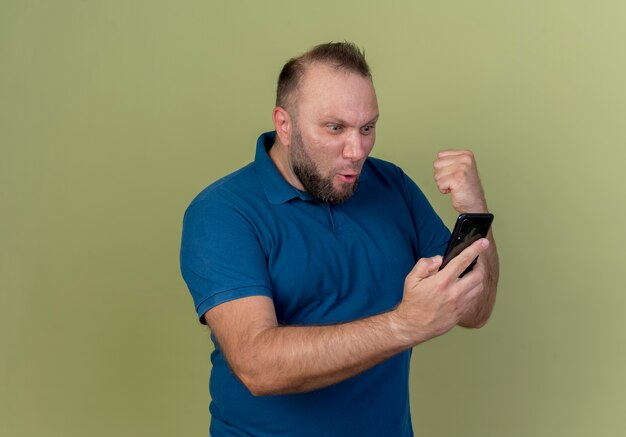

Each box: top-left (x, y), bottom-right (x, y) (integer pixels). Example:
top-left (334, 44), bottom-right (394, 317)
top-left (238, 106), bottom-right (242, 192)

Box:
top-left (276, 41), bottom-right (372, 110)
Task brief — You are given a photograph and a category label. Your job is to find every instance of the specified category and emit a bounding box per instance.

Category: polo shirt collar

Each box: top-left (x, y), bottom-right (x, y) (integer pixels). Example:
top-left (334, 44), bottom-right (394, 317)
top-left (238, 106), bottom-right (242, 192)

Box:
top-left (254, 130), bottom-right (369, 205)
top-left (255, 131), bottom-right (305, 204)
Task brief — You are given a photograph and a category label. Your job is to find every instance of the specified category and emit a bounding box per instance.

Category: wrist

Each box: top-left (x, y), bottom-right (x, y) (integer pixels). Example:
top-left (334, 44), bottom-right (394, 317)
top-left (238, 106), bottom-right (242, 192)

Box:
top-left (387, 307), bottom-right (416, 349)
top-left (460, 200), bottom-right (489, 214)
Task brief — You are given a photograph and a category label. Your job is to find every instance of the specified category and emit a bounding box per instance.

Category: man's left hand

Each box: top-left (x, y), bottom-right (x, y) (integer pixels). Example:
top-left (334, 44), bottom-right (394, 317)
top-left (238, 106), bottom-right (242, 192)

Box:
top-left (433, 149), bottom-right (487, 213)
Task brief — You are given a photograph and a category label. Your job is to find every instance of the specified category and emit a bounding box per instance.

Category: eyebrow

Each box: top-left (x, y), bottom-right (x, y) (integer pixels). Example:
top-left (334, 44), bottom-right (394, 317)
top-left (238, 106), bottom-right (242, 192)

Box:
top-left (323, 114), bottom-right (380, 126)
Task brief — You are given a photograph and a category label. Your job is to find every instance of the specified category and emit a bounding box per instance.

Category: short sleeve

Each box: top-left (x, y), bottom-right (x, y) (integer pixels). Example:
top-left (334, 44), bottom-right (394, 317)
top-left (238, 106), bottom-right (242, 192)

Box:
top-left (400, 172), bottom-right (451, 258)
top-left (180, 196), bottom-right (272, 324)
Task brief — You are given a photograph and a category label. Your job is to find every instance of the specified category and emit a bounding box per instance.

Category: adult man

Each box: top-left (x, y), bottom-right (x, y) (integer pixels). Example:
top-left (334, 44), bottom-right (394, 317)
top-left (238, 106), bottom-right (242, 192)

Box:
top-left (180, 42), bottom-right (499, 437)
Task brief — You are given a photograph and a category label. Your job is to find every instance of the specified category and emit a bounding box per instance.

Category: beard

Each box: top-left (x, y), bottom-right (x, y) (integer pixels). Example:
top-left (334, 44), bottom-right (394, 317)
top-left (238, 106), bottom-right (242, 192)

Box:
top-left (289, 126), bottom-right (359, 205)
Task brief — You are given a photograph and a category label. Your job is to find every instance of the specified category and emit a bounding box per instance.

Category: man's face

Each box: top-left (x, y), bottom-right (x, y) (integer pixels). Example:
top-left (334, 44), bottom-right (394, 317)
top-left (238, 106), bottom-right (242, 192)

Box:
top-left (287, 63), bottom-right (379, 204)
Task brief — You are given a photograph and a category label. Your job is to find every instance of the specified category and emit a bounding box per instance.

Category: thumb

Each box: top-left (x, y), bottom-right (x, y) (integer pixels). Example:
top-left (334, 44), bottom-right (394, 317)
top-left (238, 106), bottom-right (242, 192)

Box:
top-left (410, 256), bottom-right (443, 280)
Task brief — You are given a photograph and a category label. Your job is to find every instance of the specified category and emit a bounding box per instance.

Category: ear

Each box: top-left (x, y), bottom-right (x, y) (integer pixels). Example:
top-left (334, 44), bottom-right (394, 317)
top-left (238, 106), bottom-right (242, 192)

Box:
top-left (272, 106), bottom-right (292, 146)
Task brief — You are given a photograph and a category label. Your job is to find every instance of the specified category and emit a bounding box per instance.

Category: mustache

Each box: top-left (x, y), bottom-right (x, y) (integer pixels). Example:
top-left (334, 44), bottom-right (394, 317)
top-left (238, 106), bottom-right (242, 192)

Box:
top-left (338, 165), bottom-right (361, 174)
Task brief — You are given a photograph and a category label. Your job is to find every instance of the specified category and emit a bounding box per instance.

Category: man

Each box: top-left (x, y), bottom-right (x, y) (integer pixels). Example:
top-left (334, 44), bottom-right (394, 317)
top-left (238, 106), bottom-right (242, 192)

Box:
top-left (180, 42), bottom-right (499, 437)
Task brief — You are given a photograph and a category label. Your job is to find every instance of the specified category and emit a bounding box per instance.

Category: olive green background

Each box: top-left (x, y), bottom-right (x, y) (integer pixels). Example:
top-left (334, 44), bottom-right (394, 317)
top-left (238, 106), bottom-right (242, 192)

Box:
top-left (2, 1), bottom-right (625, 436)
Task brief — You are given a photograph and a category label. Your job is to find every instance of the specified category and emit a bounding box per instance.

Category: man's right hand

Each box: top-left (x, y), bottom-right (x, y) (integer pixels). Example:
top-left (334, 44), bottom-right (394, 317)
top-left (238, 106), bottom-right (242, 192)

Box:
top-left (392, 238), bottom-right (491, 346)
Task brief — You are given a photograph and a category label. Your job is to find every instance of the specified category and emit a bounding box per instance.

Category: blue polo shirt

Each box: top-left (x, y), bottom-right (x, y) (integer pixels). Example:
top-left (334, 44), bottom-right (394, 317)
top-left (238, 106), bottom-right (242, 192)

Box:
top-left (180, 131), bottom-right (450, 437)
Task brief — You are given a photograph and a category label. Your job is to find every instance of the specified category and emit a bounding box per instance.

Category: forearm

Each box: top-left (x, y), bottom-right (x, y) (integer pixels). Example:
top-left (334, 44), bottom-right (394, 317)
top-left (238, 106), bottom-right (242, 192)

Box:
top-left (233, 311), bottom-right (411, 396)
top-left (458, 229), bottom-right (499, 328)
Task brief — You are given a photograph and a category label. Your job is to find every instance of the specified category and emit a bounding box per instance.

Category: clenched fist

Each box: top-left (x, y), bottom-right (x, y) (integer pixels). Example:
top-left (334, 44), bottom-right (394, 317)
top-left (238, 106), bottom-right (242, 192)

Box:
top-left (434, 149), bottom-right (487, 213)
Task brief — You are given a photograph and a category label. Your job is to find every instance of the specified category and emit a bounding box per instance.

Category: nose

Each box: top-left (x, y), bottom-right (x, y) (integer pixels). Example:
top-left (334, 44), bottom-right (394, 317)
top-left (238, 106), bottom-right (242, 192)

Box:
top-left (342, 130), bottom-right (370, 162)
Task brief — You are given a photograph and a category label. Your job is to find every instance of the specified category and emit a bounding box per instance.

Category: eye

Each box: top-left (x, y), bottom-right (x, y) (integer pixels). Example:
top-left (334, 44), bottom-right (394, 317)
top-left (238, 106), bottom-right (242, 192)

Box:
top-left (327, 124), bottom-right (343, 133)
top-left (360, 124), bottom-right (376, 135)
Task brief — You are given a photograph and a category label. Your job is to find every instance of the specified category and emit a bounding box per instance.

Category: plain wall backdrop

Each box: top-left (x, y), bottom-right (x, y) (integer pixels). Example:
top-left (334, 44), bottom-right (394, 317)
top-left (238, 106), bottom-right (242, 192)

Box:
top-left (2, 1), bottom-right (625, 436)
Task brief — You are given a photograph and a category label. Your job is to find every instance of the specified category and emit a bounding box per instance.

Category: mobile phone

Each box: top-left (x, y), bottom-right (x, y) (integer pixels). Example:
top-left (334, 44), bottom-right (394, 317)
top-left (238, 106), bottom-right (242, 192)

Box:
top-left (439, 213), bottom-right (494, 277)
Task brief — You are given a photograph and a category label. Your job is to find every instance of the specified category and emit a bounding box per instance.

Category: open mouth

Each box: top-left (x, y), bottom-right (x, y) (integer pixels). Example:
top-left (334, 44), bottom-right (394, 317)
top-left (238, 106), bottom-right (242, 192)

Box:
top-left (338, 173), bottom-right (358, 184)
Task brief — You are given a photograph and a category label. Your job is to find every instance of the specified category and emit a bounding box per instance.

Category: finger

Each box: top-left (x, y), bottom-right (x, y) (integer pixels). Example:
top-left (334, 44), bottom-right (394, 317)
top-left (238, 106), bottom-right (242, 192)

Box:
top-left (442, 270), bottom-right (482, 320)
top-left (437, 185), bottom-right (451, 195)
top-left (434, 173), bottom-right (465, 195)
top-left (434, 167), bottom-right (466, 184)
top-left (436, 149), bottom-right (474, 159)
top-left (455, 264), bottom-right (484, 290)
top-left (434, 179), bottom-right (453, 195)
top-left (448, 268), bottom-right (485, 309)
top-left (434, 155), bottom-right (474, 171)
top-left (409, 256), bottom-right (443, 280)
top-left (442, 238), bottom-right (490, 279)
